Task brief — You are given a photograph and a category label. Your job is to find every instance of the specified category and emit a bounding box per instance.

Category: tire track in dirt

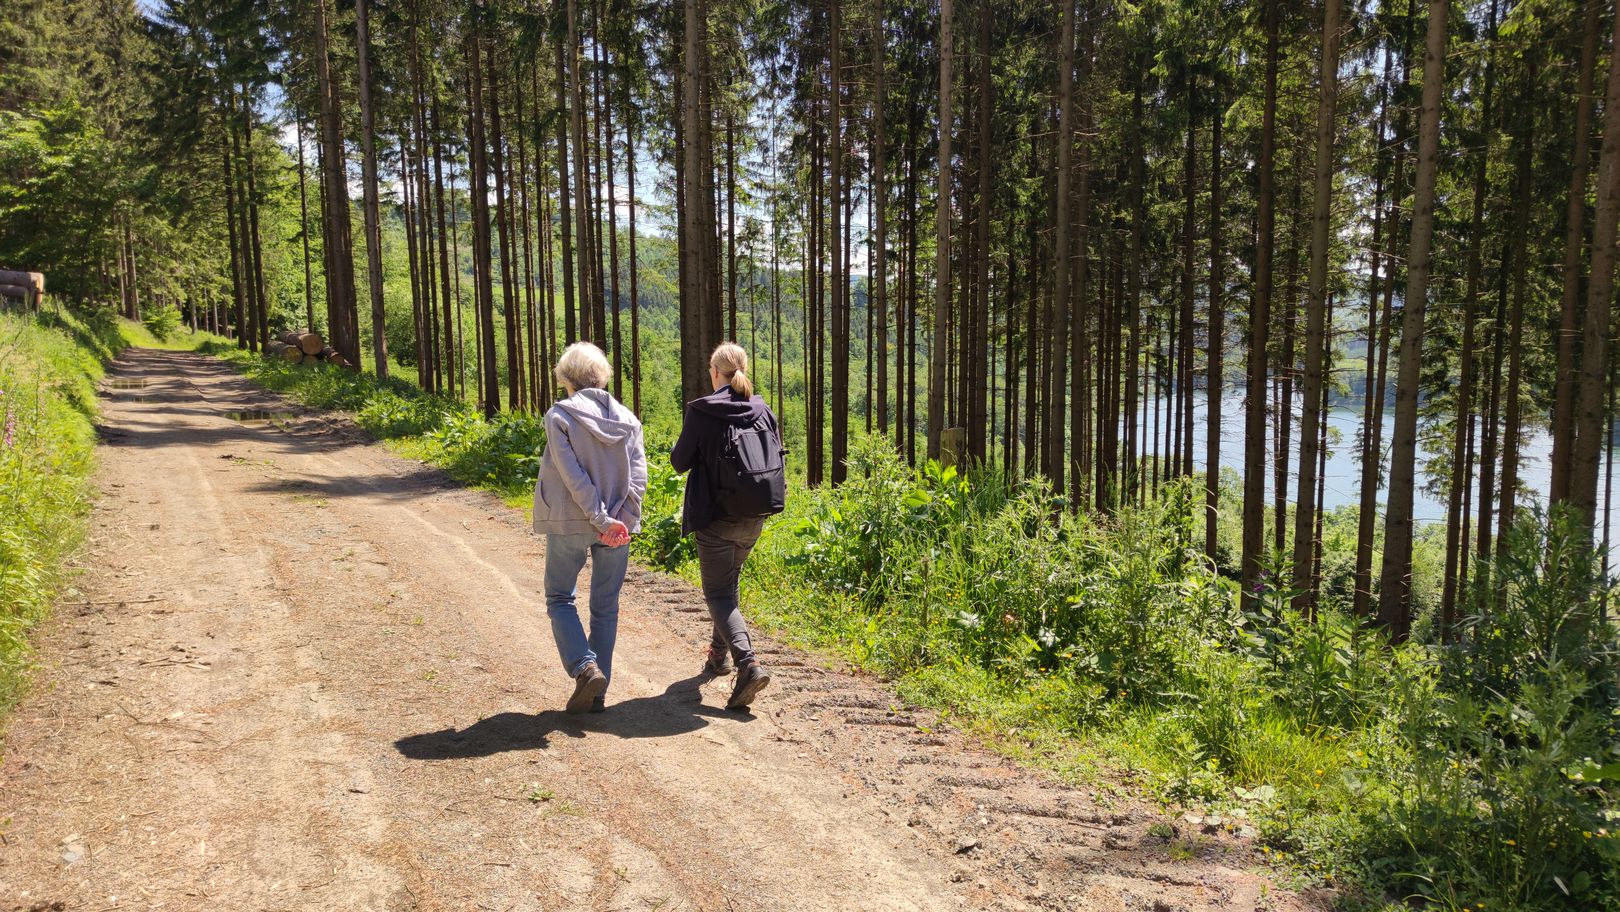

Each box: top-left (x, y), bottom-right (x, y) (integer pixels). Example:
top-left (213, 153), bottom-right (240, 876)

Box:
top-left (0, 348), bottom-right (1322, 912)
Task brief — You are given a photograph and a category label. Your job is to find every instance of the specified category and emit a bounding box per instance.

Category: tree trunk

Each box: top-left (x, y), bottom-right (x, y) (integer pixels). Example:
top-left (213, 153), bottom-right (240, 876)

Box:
top-left (1378, 0), bottom-right (1450, 639)
top-left (1123, 79), bottom-right (1145, 506)
top-left (628, 117), bottom-right (642, 413)
top-left (1046, 0), bottom-right (1075, 494)
top-left (1071, 8), bottom-right (1095, 508)
top-left (1354, 25), bottom-right (1409, 619)
top-left (555, 42), bottom-right (578, 346)
top-left (1496, 67), bottom-right (1536, 562)
top-left (1569, 0), bottom-right (1620, 538)
top-left (311, 0), bottom-right (359, 367)
top-left (1205, 85), bottom-right (1223, 560)
top-left (432, 94), bottom-right (457, 396)
top-left (873, 0), bottom-right (888, 437)
top-left (294, 113), bottom-right (316, 335)
top-left (355, 0), bottom-right (389, 377)
top-left (927, 0), bottom-right (954, 461)
top-left (486, 42), bottom-right (522, 410)
top-left (568, 0), bottom-right (594, 344)
top-left (239, 95), bottom-right (271, 355)
top-left (680, 0), bottom-right (720, 404)
top-left (1291, 0), bottom-right (1343, 613)
top-left (220, 120), bottom-right (246, 349)
top-left (1241, 0), bottom-right (1280, 611)
top-left (831, 0), bottom-right (849, 484)
top-left (1550, 0), bottom-right (1602, 506)
top-left (466, 15), bottom-right (501, 418)
top-left (1442, 0), bottom-right (1496, 631)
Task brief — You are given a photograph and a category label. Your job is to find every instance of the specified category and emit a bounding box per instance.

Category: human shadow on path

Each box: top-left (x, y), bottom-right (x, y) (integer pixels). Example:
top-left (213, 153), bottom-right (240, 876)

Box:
top-left (393, 674), bottom-right (751, 761)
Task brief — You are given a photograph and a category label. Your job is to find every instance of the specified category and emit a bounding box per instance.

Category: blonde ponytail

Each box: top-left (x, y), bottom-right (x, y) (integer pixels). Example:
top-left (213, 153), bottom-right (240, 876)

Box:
top-left (711, 342), bottom-right (754, 399)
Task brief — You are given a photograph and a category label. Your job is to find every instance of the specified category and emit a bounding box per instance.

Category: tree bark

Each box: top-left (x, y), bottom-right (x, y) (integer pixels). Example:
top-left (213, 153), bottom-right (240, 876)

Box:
top-left (294, 112), bottom-right (316, 335)
top-left (1378, 0), bottom-right (1450, 639)
top-left (466, 14), bottom-right (501, 418)
top-left (1241, 0), bottom-right (1280, 611)
top-left (1291, 0), bottom-right (1343, 612)
top-left (1047, 0), bottom-right (1075, 494)
top-left (1205, 84), bottom-right (1223, 560)
top-left (1569, 0), bottom-right (1620, 536)
top-left (927, 0), bottom-right (953, 461)
top-left (1550, 0), bottom-right (1602, 506)
top-left (311, 0), bottom-right (359, 367)
top-left (1442, 0), bottom-right (1496, 631)
top-left (355, 0), bottom-right (389, 377)
top-left (873, 0), bottom-right (888, 437)
top-left (831, 0), bottom-right (849, 483)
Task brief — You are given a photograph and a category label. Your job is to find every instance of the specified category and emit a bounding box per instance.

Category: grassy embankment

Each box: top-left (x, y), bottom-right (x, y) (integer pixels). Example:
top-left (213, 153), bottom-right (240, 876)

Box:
top-left (0, 307), bottom-right (225, 718)
top-left (210, 348), bottom-right (1618, 912)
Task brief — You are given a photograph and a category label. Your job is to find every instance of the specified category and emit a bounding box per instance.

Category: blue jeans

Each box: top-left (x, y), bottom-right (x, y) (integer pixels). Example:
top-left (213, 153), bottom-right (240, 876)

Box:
top-left (544, 533), bottom-right (630, 686)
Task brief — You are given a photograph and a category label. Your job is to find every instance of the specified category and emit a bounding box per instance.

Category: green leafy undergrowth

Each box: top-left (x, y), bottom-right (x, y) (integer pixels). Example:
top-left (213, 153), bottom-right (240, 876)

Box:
top-left (695, 438), bottom-right (1619, 912)
top-left (0, 306), bottom-right (154, 717)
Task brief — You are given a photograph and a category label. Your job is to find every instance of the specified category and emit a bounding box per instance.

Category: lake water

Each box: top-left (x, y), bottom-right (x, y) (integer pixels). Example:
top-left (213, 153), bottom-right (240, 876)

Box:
top-left (1121, 388), bottom-right (1620, 561)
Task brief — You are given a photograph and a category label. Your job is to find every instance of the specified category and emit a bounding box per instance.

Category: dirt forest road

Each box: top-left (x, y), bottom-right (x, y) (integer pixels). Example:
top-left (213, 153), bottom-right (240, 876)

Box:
top-left (1, 349), bottom-right (1316, 912)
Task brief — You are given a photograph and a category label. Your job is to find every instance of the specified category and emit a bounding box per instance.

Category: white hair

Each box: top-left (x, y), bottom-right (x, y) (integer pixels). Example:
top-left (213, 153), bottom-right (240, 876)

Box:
top-left (554, 341), bottom-right (612, 393)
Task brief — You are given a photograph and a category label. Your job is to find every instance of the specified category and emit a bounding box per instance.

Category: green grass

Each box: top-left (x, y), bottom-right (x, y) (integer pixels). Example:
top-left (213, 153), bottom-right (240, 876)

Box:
top-left (0, 306), bottom-right (215, 719)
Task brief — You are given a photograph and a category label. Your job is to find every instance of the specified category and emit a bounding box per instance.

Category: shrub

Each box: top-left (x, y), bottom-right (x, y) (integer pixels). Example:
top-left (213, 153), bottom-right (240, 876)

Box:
top-left (140, 302), bottom-right (181, 341)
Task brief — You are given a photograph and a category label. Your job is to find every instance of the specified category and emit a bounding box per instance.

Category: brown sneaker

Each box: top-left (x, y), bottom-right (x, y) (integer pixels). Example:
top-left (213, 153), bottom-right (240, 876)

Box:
top-left (567, 662), bottom-right (608, 714)
top-left (703, 645), bottom-right (734, 677)
top-left (726, 661), bottom-right (771, 711)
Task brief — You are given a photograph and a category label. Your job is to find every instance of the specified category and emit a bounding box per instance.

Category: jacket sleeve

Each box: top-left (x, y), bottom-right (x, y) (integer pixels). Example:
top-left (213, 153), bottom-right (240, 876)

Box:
top-left (626, 425), bottom-right (648, 511)
top-left (545, 411), bottom-right (615, 532)
top-left (671, 405), bottom-right (699, 473)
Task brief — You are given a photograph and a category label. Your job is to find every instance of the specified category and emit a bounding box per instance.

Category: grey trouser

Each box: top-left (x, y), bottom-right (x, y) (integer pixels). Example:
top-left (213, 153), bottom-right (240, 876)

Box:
top-left (694, 516), bottom-right (766, 666)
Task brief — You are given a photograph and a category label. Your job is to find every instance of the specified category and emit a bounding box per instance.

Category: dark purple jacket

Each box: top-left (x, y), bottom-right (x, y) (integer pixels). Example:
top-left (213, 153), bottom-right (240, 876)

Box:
top-left (671, 385), bottom-right (780, 534)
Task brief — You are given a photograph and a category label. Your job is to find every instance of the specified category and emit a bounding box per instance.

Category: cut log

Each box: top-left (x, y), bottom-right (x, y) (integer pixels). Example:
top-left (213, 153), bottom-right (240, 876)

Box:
top-left (328, 353), bottom-right (350, 369)
top-left (276, 330), bottom-right (305, 347)
top-left (298, 332), bottom-right (324, 355)
top-left (267, 340), bottom-right (290, 359)
top-left (0, 269), bottom-right (43, 293)
top-left (281, 345), bottom-right (305, 363)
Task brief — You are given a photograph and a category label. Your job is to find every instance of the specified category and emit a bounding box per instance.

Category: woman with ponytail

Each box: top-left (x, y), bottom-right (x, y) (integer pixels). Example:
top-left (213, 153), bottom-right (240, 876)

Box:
top-left (671, 342), bottom-right (785, 711)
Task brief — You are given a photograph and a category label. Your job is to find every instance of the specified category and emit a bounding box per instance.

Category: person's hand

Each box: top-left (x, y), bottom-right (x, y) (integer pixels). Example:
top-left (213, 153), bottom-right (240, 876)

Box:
top-left (598, 520), bottom-right (630, 547)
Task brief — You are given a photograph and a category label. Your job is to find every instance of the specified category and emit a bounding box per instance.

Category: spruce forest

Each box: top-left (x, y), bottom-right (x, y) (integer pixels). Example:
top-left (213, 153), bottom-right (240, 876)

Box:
top-left (4, 0), bottom-right (1620, 908)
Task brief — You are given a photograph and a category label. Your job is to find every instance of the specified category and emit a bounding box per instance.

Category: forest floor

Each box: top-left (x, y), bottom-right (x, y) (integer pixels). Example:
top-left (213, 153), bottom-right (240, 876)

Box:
top-left (0, 348), bottom-right (1321, 912)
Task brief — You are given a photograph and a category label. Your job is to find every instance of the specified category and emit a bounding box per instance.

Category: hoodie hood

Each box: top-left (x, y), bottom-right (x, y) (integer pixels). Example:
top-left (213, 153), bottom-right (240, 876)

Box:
top-left (553, 387), bottom-right (640, 444)
top-left (689, 385), bottom-right (769, 425)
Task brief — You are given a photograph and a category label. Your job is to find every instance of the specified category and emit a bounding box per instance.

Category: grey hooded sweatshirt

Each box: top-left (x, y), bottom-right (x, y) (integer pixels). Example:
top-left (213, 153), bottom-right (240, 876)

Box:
top-left (533, 387), bottom-right (647, 537)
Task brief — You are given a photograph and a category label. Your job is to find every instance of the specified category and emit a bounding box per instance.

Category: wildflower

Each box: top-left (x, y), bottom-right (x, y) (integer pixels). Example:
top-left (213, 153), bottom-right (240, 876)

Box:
top-left (1505, 839), bottom-right (1516, 846)
top-left (2, 406), bottom-right (13, 450)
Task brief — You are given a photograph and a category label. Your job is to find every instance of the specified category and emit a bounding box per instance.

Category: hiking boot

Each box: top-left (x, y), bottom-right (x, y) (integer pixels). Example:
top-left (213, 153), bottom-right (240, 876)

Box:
top-left (726, 661), bottom-right (771, 711)
top-left (566, 662), bottom-right (608, 714)
top-left (704, 645), bottom-right (734, 677)
top-left (590, 696), bottom-right (607, 714)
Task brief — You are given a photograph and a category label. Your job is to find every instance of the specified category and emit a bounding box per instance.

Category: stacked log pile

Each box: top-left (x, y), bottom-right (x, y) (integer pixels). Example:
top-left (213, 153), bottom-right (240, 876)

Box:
top-left (265, 330), bottom-right (348, 367)
top-left (0, 269), bottom-right (45, 310)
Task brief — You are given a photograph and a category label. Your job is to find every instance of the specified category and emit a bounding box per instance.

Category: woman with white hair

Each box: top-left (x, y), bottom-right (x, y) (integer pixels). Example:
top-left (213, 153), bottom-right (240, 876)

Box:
top-left (534, 342), bottom-right (646, 714)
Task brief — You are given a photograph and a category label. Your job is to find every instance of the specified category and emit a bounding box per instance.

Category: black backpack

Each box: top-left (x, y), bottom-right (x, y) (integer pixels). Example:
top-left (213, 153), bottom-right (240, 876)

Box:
top-left (714, 416), bottom-right (787, 518)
